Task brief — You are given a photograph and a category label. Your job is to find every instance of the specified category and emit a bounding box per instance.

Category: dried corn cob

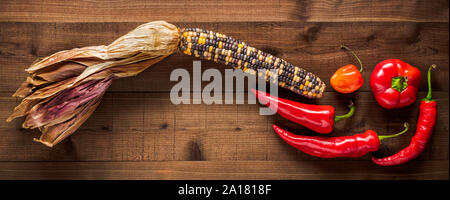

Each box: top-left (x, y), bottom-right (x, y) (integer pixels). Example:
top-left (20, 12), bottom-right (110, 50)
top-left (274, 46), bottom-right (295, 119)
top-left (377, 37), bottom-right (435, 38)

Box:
top-left (8, 21), bottom-right (327, 147)
top-left (179, 28), bottom-right (326, 98)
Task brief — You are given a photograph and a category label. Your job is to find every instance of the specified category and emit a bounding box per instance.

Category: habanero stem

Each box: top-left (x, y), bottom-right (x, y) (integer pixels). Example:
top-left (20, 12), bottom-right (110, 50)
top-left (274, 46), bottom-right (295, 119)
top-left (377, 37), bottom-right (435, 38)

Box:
top-left (341, 44), bottom-right (363, 73)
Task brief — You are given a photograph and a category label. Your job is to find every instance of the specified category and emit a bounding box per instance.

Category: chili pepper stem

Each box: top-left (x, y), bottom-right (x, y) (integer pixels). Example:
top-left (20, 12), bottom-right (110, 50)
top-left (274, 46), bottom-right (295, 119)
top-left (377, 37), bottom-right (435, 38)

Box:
top-left (334, 101), bottom-right (355, 122)
top-left (340, 44), bottom-right (363, 72)
top-left (378, 122), bottom-right (409, 141)
top-left (424, 64), bottom-right (436, 101)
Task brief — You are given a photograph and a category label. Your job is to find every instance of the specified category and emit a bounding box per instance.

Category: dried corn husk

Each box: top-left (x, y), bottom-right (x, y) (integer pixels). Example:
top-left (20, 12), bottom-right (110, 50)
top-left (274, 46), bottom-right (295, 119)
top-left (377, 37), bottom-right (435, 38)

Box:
top-left (8, 21), bottom-right (180, 147)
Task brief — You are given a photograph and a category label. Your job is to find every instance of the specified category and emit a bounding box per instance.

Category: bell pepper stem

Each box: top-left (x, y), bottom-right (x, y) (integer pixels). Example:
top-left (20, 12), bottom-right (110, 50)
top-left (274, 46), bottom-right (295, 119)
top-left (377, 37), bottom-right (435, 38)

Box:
top-left (424, 64), bottom-right (436, 101)
top-left (334, 100), bottom-right (355, 122)
top-left (341, 44), bottom-right (363, 72)
top-left (391, 76), bottom-right (408, 92)
top-left (378, 122), bottom-right (409, 141)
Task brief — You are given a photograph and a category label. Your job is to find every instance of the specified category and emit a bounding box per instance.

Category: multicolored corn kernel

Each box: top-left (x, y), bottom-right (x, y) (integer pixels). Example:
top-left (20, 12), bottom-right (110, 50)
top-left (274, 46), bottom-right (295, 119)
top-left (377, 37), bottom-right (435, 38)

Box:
top-left (179, 28), bottom-right (326, 98)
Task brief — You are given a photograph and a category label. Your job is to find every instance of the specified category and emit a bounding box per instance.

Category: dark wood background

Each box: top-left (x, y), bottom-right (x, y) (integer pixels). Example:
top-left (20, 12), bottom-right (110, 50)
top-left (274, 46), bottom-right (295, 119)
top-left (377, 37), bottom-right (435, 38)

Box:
top-left (0, 0), bottom-right (448, 180)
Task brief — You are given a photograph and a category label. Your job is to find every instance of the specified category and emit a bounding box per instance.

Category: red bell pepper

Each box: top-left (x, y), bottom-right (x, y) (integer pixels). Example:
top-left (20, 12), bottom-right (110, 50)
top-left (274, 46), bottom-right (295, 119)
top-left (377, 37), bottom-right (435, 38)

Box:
top-left (370, 59), bottom-right (421, 109)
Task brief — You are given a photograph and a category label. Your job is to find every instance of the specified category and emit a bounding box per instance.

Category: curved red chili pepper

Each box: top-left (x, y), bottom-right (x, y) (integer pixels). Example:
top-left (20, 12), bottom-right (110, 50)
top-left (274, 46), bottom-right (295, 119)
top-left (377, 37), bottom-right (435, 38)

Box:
top-left (252, 88), bottom-right (354, 134)
top-left (372, 65), bottom-right (437, 166)
top-left (273, 123), bottom-right (408, 158)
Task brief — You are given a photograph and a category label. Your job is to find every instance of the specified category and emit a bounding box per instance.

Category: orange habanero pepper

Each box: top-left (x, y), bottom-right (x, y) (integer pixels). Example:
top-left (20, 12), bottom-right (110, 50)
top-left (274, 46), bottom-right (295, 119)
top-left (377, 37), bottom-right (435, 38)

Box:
top-left (330, 45), bottom-right (364, 94)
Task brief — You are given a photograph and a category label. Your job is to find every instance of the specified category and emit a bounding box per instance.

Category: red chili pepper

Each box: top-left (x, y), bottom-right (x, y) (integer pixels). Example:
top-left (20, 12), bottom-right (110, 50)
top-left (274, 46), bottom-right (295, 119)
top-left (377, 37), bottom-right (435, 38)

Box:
top-left (273, 123), bottom-right (409, 158)
top-left (252, 89), bottom-right (354, 134)
top-left (330, 45), bottom-right (364, 94)
top-left (372, 65), bottom-right (437, 166)
top-left (370, 59), bottom-right (421, 109)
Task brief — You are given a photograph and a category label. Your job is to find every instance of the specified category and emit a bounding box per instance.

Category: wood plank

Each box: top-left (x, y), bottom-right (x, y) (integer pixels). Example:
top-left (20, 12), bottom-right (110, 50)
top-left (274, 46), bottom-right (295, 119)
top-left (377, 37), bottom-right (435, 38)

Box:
top-left (0, 22), bottom-right (448, 93)
top-left (1, 91), bottom-right (448, 162)
top-left (0, 0), bottom-right (448, 23)
top-left (0, 160), bottom-right (447, 180)
top-left (0, 0), bottom-right (448, 181)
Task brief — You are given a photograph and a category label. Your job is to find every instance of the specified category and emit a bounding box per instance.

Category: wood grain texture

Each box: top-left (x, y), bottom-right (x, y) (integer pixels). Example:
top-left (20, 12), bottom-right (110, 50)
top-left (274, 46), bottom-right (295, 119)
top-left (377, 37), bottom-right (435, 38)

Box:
top-left (0, 91), bottom-right (448, 162)
top-left (0, 22), bottom-right (448, 92)
top-left (0, 0), bottom-right (448, 22)
top-left (0, 161), bottom-right (447, 180)
top-left (0, 0), bottom-right (448, 180)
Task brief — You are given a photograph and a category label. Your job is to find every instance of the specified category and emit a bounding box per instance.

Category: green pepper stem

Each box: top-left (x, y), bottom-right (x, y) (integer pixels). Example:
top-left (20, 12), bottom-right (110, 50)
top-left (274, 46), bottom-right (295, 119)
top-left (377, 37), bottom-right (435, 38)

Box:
top-left (378, 122), bottom-right (409, 141)
top-left (341, 44), bottom-right (363, 72)
top-left (424, 64), bottom-right (436, 101)
top-left (391, 76), bottom-right (408, 92)
top-left (334, 100), bottom-right (355, 122)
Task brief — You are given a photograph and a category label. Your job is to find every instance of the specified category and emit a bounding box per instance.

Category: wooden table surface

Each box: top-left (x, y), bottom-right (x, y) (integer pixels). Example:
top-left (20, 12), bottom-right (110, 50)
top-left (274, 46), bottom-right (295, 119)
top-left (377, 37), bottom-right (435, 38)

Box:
top-left (0, 0), bottom-right (448, 180)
